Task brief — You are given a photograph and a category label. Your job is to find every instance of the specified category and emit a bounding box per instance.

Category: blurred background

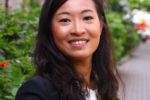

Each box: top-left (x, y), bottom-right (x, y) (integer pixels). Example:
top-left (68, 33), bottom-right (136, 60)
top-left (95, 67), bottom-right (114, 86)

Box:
top-left (0, 0), bottom-right (149, 100)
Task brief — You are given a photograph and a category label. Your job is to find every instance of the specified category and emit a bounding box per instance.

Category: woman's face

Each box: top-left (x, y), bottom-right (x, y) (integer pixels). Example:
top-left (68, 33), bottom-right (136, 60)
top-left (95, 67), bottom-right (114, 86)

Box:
top-left (52, 0), bottom-right (103, 61)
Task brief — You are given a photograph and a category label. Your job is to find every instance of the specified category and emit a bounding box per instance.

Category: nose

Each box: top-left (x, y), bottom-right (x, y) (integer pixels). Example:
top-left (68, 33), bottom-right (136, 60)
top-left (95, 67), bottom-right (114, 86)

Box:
top-left (71, 20), bottom-right (85, 36)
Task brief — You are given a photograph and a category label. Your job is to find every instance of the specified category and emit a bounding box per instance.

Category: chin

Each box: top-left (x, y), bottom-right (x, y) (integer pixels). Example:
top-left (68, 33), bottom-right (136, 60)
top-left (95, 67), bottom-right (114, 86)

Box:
top-left (69, 53), bottom-right (92, 60)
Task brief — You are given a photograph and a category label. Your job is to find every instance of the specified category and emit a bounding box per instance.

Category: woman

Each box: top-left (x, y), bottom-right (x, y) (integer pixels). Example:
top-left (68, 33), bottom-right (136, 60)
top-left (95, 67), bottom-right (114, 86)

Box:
top-left (15, 0), bottom-right (120, 100)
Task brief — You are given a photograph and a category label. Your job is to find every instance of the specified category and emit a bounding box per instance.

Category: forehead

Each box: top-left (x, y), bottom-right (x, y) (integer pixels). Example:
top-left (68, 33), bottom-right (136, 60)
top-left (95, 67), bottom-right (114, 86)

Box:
top-left (55, 0), bottom-right (96, 14)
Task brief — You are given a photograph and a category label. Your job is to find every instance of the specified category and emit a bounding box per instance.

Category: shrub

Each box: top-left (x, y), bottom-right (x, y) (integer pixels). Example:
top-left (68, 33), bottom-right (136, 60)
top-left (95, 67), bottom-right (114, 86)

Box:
top-left (0, 8), bottom-right (39, 100)
top-left (0, 59), bottom-right (35, 100)
top-left (106, 11), bottom-right (140, 60)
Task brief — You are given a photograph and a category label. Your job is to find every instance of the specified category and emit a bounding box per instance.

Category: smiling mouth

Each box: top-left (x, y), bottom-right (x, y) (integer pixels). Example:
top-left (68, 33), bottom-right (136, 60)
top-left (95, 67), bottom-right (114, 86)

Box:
top-left (68, 39), bottom-right (89, 48)
top-left (69, 40), bottom-right (88, 44)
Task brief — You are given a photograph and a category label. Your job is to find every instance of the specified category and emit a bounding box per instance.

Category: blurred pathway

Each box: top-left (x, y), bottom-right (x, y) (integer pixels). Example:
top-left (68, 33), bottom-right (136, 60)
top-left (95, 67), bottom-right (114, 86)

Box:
top-left (118, 43), bottom-right (150, 100)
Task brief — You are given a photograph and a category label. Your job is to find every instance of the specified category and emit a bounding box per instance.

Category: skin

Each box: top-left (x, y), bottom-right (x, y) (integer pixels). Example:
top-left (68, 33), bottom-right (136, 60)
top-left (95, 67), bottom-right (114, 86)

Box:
top-left (52, 0), bottom-right (103, 87)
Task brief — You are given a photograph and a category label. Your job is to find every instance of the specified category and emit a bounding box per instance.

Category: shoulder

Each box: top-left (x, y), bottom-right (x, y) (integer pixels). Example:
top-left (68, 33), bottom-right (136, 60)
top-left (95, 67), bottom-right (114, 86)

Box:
top-left (15, 75), bottom-right (59, 100)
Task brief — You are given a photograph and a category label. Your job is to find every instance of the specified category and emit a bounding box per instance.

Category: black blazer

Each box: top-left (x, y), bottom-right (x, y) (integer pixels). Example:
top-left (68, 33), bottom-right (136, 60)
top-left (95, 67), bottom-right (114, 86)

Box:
top-left (15, 75), bottom-right (59, 100)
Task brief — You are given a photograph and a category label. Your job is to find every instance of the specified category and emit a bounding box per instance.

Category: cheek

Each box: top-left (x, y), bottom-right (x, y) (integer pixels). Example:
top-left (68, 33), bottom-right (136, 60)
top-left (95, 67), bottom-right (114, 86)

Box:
top-left (91, 22), bottom-right (102, 40)
top-left (90, 22), bottom-right (102, 48)
top-left (52, 24), bottom-right (68, 43)
top-left (92, 32), bottom-right (101, 53)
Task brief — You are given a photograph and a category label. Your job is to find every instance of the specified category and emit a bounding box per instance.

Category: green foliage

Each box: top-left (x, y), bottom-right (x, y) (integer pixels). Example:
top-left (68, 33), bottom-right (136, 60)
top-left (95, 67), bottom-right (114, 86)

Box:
top-left (106, 11), bottom-right (140, 60)
top-left (108, 0), bottom-right (150, 12)
top-left (0, 8), bottom-right (40, 100)
top-left (28, 0), bottom-right (41, 10)
top-left (0, 58), bottom-right (35, 100)
top-left (128, 0), bottom-right (150, 11)
top-left (107, 0), bottom-right (121, 12)
top-left (0, 8), bottom-right (39, 59)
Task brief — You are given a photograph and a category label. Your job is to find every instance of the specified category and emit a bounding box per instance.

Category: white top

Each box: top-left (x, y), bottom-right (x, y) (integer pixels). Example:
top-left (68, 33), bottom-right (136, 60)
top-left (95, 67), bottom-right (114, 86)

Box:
top-left (85, 88), bottom-right (97, 100)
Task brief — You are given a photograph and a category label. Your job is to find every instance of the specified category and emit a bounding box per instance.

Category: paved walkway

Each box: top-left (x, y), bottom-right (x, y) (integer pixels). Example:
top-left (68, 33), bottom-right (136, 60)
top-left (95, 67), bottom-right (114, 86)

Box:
top-left (118, 43), bottom-right (150, 100)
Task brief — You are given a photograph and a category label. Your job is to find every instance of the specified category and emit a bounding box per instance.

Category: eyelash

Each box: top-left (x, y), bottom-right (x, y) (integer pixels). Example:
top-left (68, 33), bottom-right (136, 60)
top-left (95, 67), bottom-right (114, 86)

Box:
top-left (59, 18), bottom-right (70, 23)
top-left (83, 16), bottom-right (94, 21)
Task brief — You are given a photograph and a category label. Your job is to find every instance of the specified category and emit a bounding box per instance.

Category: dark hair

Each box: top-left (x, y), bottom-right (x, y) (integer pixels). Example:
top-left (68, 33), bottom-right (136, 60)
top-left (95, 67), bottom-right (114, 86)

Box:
top-left (33, 0), bottom-right (119, 100)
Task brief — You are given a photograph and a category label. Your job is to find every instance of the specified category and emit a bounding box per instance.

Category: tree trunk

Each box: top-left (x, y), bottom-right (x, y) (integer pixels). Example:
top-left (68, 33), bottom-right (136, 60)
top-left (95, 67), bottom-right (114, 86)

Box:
top-left (5, 0), bottom-right (9, 15)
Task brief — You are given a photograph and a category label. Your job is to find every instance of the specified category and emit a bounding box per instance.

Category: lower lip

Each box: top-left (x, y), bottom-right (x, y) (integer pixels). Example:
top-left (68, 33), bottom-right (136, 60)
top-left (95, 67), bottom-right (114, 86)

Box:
top-left (69, 42), bottom-right (88, 48)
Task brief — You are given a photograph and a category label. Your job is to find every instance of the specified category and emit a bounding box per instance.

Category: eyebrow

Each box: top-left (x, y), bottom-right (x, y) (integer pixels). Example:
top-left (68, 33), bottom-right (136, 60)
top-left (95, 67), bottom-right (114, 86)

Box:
top-left (57, 9), bottom-right (94, 16)
top-left (81, 9), bottom-right (93, 14)
top-left (57, 12), bottom-right (70, 16)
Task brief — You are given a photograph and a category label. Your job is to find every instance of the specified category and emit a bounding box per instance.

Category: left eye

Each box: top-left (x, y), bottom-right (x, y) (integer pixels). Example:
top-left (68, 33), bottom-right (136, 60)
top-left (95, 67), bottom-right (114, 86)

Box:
top-left (83, 16), bottom-right (94, 21)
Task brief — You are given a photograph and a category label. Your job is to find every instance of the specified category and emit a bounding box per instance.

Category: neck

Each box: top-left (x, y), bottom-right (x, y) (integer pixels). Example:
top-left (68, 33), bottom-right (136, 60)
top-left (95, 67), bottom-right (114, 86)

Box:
top-left (72, 57), bottom-right (93, 88)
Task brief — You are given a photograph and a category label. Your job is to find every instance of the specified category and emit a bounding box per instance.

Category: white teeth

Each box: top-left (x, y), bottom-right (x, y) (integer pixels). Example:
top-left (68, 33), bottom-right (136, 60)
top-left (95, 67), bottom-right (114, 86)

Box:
top-left (70, 40), bottom-right (87, 45)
